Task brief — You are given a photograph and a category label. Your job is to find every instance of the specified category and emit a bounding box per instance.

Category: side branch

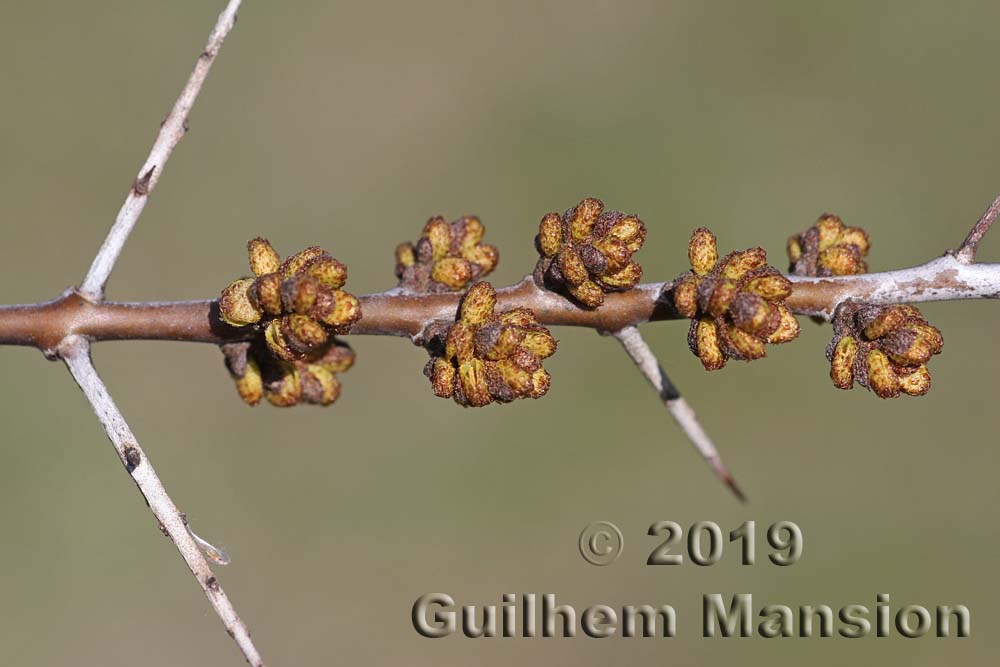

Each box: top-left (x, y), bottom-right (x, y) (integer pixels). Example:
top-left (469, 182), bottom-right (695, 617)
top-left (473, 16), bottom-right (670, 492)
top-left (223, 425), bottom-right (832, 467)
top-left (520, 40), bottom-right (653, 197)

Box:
top-left (79, 0), bottom-right (242, 301)
top-left (59, 336), bottom-right (264, 666)
top-left (956, 195), bottom-right (1000, 264)
top-left (611, 326), bottom-right (746, 501)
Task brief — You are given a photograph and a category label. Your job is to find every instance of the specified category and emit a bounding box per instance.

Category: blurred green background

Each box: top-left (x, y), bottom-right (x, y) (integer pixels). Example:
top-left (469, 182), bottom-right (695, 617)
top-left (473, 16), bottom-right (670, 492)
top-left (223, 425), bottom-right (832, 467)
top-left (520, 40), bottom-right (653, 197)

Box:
top-left (1, 1), bottom-right (998, 664)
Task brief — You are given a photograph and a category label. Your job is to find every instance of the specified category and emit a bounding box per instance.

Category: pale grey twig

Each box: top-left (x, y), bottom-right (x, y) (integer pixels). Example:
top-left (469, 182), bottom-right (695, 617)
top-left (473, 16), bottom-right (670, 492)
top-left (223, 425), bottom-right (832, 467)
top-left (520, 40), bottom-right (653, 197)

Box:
top-left (59, 335), bottom-right (265, 666)
top-left (79, 0), bottom-right (243, 301)
top-left (611, 325), bottom-right (746, 502)
top-left (956, 194), bottom-right (1000, 265)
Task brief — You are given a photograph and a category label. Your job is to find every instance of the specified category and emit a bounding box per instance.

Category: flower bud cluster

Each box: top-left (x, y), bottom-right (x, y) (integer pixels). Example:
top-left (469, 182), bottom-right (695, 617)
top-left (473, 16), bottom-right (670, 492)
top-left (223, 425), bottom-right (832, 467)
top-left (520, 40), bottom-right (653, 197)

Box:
top-left (673, 228), bottom-right (800, 370)
top-left (218, 238), bottom-right (361, 406)
top-left (827, 303), bottom-right (943, 399)
top-left (222, 339), bottom-right (355, 407)
top-left (395, 215), bottom-right (499, 292)
top-left (423, 282), bottom-right (557, 407)
top-left (788, 214), bottom-right (870, 277)
top-left (533, 197), bottom-right (646, 307)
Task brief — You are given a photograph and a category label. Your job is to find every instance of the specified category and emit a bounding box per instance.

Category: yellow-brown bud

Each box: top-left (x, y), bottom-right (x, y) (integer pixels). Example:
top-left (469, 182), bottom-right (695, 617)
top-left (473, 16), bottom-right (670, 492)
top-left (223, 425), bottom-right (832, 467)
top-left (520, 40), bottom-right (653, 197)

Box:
top-left (520, 330), bottom-right (558, 359)
top-left (724, 324), bottom-right (767, 360)
top-left (729, 293), bottom-right (780, 337)
top-left (593, 237), bottom-right (631, 273)
top-left (253, 273), bottom-right (284, 315)
top-left (281, 314), bottom-right (328, 354)
top-left (837, 227), bottom-right (870, 255)
top-left (313, 290), bottom-right (361, 329)
top-left (673, 276), bottom-right (699, 319)
top-left (866, 349), bottom-right (900, 399)
top-left (862, 305), bottom-right (918, 340)
top-left (219, 278), bottom-right (262, 327)
top-left (281, 276), bottom-right (318, 315)
top-left (767, 305), bottom-right (800, 344)
top-left (458, 216), bottom-right (484, 251)
top-left (497, 359), bottom-right (533, 396)
top-left (882, 327), bottom-right (936, 365)
top-left (787, 236), bottom-right (803, 264)
top-left (537, 213), bottom-right (563, 257)
top-left (597, 261), bottom-right (643, 289)
top-left (264, 365), bottom-right (302, 407)
top-left (829, 336), bottom-right (858, 389)
top-left (720, 247), bottom-right (767, 280)
top-left (898, 365), bottom-right (931, 396)
top-left (459, 282), bottom-right (497, 325)
top-left (445, 322), bottom-right (475, 363)
top-left (692, 318), bottom-right (726, 371)
top-left (264, 319), bottom-right (297, 361)
top-left (464, 244), bottom-right (499, 274)
top-left (818, 245), bottom-right (864, 276)
top-left (744, 273), bottom-right (793, 301)
top-left (607, 215), bottom-right (646, 252)
top-left (423, 217), bottom-right (451, 262)
top-left (313, 342), bottom-right (355, 374)
top-left (234, 356), bottom-right (264, 406)
top-left (300, 364), bottom-right (341, 405)
top-left (248, 238), bottom-right (281, 276)
top-left (556, 247), bottom-right (589, 286)
top-left (428, 358), bottom-right (457, 397)
top-left (281, 246), bottom-right (327, 277)
top-left (395, 243), bottom-right (416, 269)
top-left (688, 227), bottom-right (718, 276)
top-left (815, 214), bottom-right (844, 250)
top-left (568, 197), bottom-right (604, 242)
top-left (499, 307), bottom-right (538, 328)
top-left (304, 256), bottom-right (348, 289)
top-left (529, 368), bottom-right (551, 398)
top-left (431, 257), bottom-right (474, 290)
top-left (567, 280), bottom-right (605, 307)
top-left (458, 359), bottom-right (492, 407)
top-left (700, 278), bottom-right (738, 319)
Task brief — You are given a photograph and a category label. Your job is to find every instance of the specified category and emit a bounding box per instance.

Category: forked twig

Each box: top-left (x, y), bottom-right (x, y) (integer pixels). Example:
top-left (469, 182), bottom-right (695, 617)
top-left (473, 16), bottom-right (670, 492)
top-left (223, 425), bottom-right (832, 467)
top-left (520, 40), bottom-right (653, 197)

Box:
top-left (56, 1), bottom-right (263, 663)
top-left (611, 325), bottom-right (746, 502)
top-left (79, 0), bottom-right (243, 301)
top-left (60, 336), bottom-right (264, 666)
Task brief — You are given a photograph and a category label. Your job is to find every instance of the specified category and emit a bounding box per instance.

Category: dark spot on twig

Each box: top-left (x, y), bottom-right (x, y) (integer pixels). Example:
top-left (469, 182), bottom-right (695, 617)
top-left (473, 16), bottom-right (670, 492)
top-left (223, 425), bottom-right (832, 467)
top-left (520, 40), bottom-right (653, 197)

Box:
top-left (158, 521), bottom-right (169, 537)
top-left (124, 444), bottom-right (141, 473)
top-left (133, 166), bottom-right (155, 195)
top-left (205, 576), bottom-right (220, 591)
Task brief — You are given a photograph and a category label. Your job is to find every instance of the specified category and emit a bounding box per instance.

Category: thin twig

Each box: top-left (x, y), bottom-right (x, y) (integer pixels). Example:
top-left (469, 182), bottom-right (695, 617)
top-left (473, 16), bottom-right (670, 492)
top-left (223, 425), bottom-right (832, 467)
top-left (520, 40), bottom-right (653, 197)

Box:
top-left (611, 326), bottom-right (746, 502)
top-left (59, 335), bottom-right (265, 667)
top-left (79, 0), bottom-right (243, 301)
top-left (956, 195), bottom-right (1000, 264)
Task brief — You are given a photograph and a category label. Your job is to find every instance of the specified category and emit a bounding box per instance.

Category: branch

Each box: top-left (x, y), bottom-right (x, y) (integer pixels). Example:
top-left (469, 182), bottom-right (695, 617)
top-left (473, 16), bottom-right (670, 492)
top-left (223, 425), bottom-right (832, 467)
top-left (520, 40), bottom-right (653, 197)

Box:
top-left (956, 195), bottom-right (1000, 265)
top-left (1, 255), bottom-right (998, 351)
top-left (78, 0), bottom-right (243, 301)
top-left (59, 335), bottom-right (264, 667)
top-left (611, 326), bottom-right (746, 501)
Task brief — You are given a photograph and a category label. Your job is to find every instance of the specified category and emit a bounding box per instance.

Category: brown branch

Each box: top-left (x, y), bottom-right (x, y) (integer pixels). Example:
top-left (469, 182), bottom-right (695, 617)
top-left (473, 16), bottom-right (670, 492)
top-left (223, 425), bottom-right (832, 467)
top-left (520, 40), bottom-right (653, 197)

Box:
top-left (1, 255), bottom-right (998, 354)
